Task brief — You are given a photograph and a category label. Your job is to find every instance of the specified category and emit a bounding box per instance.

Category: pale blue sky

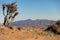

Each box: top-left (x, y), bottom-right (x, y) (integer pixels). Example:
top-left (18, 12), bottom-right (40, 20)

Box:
top-left (0, 0), bottom-right (60, 23)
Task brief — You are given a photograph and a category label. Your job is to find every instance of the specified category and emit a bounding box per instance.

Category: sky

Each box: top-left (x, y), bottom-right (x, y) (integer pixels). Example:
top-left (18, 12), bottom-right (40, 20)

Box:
top-left (0, 0), bottom-right (60, 23)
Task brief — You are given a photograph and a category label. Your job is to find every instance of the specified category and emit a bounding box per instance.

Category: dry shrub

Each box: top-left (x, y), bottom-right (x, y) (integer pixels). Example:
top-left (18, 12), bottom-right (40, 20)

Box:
top-left (17, 27), bottom-right (21, 30)
top-left (8, 27), bottom-right (13, 30)
top-left (45, 20), bottom-right (60, 35)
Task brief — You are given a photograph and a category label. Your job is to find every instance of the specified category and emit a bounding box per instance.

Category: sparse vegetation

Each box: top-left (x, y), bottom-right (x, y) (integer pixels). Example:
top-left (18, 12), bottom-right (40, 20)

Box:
top-left (8, 27), bottom-right (13, 30)
top-left (0, 25), bottom-right (60, 40)
top-left (56, 20), bottom-right (60, 25)
top-left (45, 20), bottom-right (60, 35)
top-left (17, 27), bottom-right (21, 30)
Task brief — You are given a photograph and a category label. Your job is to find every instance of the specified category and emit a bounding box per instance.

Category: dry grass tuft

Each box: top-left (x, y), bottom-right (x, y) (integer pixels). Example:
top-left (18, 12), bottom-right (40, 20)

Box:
top-left (0, 25), bottom-right (60, 40)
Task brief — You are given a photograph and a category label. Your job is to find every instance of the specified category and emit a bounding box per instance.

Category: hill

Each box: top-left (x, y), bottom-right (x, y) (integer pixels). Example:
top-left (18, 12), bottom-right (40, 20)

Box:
top-left (12, 19), bottom-right (55, 26)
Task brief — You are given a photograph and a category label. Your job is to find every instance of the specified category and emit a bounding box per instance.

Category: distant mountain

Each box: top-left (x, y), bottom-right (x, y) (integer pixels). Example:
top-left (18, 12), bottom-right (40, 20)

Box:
top-left (12, 19), bottom-right (56, 26)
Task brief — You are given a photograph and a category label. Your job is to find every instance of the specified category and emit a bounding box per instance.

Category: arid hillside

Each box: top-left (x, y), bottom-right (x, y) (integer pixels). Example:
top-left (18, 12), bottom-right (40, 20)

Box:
top-left (0, 24), bottom-right (60, 40)
top-left (12, 19), bottom-right (55, 26)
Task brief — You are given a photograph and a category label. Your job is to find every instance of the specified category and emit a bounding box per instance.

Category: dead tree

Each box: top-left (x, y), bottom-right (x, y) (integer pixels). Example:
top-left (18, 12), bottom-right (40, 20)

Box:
top-left (2, 1), bottom-right (18, 26)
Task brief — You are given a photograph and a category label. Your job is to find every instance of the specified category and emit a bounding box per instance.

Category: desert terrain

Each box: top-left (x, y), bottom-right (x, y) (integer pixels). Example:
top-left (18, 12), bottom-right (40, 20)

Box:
top-left (0, 21), bottom-right (60, 40)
